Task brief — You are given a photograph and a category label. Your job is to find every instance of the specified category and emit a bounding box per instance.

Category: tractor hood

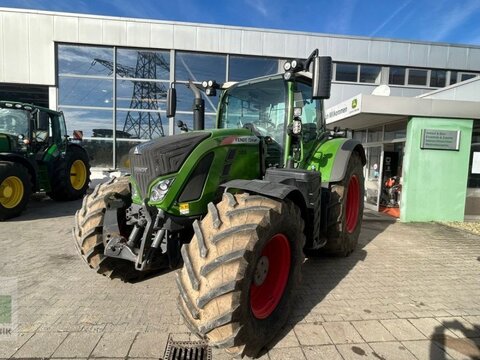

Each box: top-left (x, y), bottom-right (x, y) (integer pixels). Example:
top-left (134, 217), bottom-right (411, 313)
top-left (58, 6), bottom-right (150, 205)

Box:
top-left (129, 132), bottom-right (211, 198)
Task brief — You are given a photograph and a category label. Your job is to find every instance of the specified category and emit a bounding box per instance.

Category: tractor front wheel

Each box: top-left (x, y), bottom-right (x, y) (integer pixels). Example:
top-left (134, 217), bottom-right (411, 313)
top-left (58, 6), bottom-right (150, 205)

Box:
top-left (0, 161), bottom-right (31, 220)
top-left (176, 193), bottom-right (305, 358)
top-left (73, 176), bottom-right (137, 279)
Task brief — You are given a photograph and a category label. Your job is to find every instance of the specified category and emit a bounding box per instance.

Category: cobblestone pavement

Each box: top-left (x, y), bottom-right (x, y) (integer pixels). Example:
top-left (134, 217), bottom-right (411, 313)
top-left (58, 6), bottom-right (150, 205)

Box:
top-left (0, 196), bottom-right (479, 359)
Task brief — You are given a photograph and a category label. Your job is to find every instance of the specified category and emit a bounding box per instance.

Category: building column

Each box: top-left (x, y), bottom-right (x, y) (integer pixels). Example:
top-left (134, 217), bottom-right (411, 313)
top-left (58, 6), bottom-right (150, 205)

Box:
top-left (401, 117), bottom-right (473, 222)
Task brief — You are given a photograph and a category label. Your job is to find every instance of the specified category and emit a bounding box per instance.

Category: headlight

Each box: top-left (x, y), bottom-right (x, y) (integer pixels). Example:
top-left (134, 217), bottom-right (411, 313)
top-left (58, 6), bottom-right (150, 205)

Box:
top-left (150, 178), bottom-right (174, 202)
top-left (292, 119), bottom-right (302, 135)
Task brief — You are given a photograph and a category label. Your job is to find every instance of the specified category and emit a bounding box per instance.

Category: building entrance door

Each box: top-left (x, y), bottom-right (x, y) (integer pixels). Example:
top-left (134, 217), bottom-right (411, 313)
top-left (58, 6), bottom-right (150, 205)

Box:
top-left (364, 145), bottom-right (383, 211)
top-left (379, 142), bottom-right (405, 217)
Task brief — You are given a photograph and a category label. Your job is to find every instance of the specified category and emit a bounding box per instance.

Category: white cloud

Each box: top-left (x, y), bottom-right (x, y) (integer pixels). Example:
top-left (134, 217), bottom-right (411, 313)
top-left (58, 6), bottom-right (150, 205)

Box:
top-left (430, 0), bottom-right (480, 41)
top-left (244, 0), bottom-right (268, 17)
top-left (325, 0), bottom-right (358, 34)
top-left (369, 0), bottom-right (413, 37)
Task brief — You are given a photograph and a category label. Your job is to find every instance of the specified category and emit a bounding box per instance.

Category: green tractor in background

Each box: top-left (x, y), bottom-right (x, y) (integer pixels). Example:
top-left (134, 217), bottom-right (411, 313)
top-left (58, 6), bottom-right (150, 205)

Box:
top-left (0, 101), bottom-right (91, 220)
top-left (74, 49), bottom-right (365, 358)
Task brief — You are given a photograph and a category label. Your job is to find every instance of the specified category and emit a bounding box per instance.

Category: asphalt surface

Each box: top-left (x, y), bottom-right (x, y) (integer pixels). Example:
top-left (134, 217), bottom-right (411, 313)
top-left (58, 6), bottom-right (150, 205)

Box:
top-left (0, 194), bottom-right (479, 359)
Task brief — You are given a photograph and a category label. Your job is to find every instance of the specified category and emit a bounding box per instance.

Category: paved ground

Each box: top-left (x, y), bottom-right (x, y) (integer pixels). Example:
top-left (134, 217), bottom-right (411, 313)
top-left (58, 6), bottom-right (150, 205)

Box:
top-left (0, 195), bottom-right (480, 359)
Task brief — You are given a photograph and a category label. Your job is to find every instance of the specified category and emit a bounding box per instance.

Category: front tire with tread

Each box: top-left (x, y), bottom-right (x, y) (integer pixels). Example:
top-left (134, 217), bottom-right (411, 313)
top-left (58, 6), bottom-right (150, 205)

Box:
top-left (0, 161), bottom-right (31, 220)
top-left (177, 193), bottom-right (305, 358)
top-left (73, 176), bottom-right (137, 279)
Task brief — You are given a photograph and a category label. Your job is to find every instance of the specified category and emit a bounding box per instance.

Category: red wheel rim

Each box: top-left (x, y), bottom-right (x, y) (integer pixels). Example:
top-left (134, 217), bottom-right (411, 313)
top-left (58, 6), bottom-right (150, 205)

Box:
top-left (346, 175), bottom-right (360, 233)
top-left (250, 233), bottom-right (291, 319)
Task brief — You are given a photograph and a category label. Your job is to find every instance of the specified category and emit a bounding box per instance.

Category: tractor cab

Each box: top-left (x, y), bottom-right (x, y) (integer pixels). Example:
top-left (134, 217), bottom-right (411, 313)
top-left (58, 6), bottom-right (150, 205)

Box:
top-left (217, 73), bottom-right (325, 168)
top-left (0, 101), bottom-right (90, 220)
top-left (0, 101), bottom-right (68, 155)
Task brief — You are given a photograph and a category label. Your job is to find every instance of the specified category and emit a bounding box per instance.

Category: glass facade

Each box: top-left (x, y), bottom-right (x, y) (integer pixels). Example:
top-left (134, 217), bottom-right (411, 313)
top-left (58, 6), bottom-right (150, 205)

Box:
top-left (355, 122), bottom-right (407, 216)
top-left (57, 45), bottom-right (284, 168)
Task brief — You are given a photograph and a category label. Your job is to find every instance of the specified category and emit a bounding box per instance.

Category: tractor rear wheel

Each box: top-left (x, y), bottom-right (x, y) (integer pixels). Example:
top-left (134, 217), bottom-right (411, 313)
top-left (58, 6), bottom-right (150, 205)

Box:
top-left (176, 193), bottom-right (305, 358)
top-left (48, 145), bottom-right (90, 201)
top-left (73, 176), bottom-right (137, 279)
top-left (323, 151), bottom-right (364, 256)
top-left (0, 161), bottom-right (31, 220)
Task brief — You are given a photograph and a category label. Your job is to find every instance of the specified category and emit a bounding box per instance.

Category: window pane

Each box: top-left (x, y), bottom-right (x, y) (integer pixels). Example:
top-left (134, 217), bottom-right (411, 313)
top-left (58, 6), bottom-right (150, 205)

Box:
top-left (175, 83), bottom-right (218, 113)
top-left (58, 45), bottom-right (113, 77)
top-left (173, 114), bottom-right (216, 133)
top-left (408, 69), bottom-right (428, 86)
top-left (430, 70), bottom-right (446, 87)
top-left (461, 73), bottom-right (477, 82)
top-left (353, 129), bottom-right (366, 143)
top-left (60, 108), bottom-right (113, 138)
top-left (176, 52), bottom-right (226, 82)
top-left (384, 120), bottom-right (407, 141)
top-left (229, 56), bottom-right (280, 81)
top-left (336, 63), bottom-right (358, 82)
top-left (59, 78), bottom-right (113, 108)
top-left (389, 67), bottom-right (405, 85)
top-left (450, 71), bottom-right (458, 85)
top-left (116, 79), bottom-right (168, 110)
top-left (116, 49), bottom-right (170, 80)
top-left (60, 108), bottom-right (113, 168)
top-left (116, 109), bottom-right (166, 139)
top-left (367, 126), bottom-right (382, 142)
top-left (359, 65), bottom-right (381, 84)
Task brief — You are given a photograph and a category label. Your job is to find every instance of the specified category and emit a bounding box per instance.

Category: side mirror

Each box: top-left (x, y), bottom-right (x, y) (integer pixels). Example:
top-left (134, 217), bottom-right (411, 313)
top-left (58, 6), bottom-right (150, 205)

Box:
top-left (312, 56), bottom-right (332, 100)
top-left (167, 88), bottom-right (177, 118)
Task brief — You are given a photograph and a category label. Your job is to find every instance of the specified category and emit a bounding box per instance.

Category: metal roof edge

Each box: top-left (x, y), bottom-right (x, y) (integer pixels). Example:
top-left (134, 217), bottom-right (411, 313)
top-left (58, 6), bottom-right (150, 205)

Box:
top-left (1, 6), bottom-right (480, 50)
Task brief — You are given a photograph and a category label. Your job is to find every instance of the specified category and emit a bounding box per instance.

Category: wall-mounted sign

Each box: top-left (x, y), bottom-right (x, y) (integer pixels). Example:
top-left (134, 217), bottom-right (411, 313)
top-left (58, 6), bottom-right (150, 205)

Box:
top-left (325, 95), bottom-right (362, 124)
top-left (421, 129), bottom-right (460, 151)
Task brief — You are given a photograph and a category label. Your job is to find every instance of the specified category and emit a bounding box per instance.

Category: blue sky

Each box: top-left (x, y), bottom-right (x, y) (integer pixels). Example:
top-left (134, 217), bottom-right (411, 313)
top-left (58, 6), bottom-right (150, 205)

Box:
top-left (1, 0), bottom-right (479, 45)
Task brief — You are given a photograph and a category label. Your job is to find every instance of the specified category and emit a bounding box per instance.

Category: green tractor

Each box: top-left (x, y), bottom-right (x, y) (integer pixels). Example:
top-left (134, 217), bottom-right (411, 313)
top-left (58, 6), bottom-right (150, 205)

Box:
top-left (0, 101), bottom-right (91, 220)
top-left (73, 50), bottom-right (365, 357)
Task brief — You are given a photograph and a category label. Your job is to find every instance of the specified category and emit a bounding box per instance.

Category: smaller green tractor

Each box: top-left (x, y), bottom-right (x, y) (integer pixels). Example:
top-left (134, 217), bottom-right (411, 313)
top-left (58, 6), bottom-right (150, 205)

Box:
top-left (0, 101), bottom-right (91, 220)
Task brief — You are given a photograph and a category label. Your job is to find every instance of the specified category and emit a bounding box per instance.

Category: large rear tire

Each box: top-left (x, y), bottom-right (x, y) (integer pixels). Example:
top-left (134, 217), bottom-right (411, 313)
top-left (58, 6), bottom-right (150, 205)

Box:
top-left (176, 193), bottom-right (305, 358)
top-left (48, 145), bottom-right (91, 201)
top-left (73, 176), bottom-right (137, 279)
top-left (0, 161), bottom-right (31, 220)
top-left (323, 151), bottom-right (364, 256)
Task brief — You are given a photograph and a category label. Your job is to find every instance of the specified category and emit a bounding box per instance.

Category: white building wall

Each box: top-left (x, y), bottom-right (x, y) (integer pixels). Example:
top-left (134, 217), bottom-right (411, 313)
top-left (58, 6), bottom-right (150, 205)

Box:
top-left (420, 77), bottom-right (480, 102)
top-left (1, 7), bottom-right (480, 88)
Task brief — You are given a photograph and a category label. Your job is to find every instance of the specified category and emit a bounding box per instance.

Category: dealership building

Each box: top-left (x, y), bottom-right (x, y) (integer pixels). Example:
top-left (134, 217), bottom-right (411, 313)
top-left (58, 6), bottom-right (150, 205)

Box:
top-left (0, 7), bottom-right (479, 221)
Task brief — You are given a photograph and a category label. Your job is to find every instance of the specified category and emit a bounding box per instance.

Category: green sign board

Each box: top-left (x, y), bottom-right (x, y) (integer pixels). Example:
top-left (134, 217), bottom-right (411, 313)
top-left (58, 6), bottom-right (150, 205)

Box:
top-left (421, 129), bottom-right (460, 151)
